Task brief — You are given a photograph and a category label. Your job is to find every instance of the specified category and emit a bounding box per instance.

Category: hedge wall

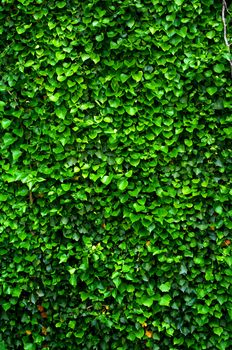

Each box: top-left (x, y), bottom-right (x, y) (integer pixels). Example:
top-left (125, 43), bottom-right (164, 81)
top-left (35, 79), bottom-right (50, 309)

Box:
top-left (0, 0), bottom-right (232, 349)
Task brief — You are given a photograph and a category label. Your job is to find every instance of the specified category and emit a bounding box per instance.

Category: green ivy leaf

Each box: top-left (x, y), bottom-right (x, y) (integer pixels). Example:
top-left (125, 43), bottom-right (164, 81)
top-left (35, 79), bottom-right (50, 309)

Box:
top-left (55, 106), bottom-right (67, 119)
top-left (138, 296), bottom-right (154, 307)
top-left (159, 294), bottom-right (172, 306)
top-left (12, 287), bottom-right (22, 298)
top-left (124, 106), bottom-right (138, 116)
top-left (206, 87), bottom-right (217, 95)
top-left (133, 203), bottom-right (145, 212)
top-left (69, 274), bottom-right (77, 287)
top-left (57, 1), bottom-right (66, 8)
top-left (120, 73), bottom-right (129, 83)
top-left (213, 64), bottom-right (225, 73)
top-left (2, 302), bottom-right (11, 311)
top-left (55, 51), bottom-right (66, 60)
top-left (134, 328), bottom-right (144, 339)
top-left (215, 205), bottom-right (223, 215)
top-left (184, 139), bottom-right (193, 147)
top-left (61, 183), bottom-right (71, 191)
top-left (131, 71), bottom-right (143, 82)
top-left (68, 320), bottom-right (76, 329)
top-left (223, 127), bottom-right (232, 136)
top-left (182, 186), bottom-right (191, 195)
top-left (18, 231), bottom-right (27, 241)
top-left (101, 174), bottom-right (113, 185)
top-left (1, 118), bottom-right (12, 129)
top-left (48, 92), bottom-right (62, 102)
top-left (24, 344), bottom-right (36, 350)
top-left (206, 31), bottom-right (215, 39)
top-left (12, 149), bottom-right (22, 161)
top-left (3, 133), bottom-right (16, 146)
top-left (117, 179), bottom-right (129, 191)
top-left (213, 327), bottom-right (223, 336)
top-left (178, 26), bottom-right (188, 38)
top-left (174, 0), bottom-right (184, 5)
top-left (158, 282), bottom-right (171, 292)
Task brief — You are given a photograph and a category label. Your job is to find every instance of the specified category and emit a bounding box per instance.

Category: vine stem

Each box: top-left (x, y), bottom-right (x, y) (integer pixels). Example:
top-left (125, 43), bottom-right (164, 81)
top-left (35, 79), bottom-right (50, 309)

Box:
top-left (222, 0), bottom-right (232, 77)
top-left (29, 191), bottom-right (34, 205)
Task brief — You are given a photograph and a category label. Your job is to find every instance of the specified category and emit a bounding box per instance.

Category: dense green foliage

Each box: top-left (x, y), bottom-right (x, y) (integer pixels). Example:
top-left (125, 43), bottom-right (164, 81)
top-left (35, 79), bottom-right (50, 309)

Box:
top-left (0, 0), bottom-right (232, 349)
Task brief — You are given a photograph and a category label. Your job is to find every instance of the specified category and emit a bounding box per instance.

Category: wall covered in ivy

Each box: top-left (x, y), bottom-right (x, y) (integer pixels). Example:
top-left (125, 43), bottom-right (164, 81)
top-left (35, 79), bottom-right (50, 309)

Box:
top-left (0, 0), bottom-right (232, 349)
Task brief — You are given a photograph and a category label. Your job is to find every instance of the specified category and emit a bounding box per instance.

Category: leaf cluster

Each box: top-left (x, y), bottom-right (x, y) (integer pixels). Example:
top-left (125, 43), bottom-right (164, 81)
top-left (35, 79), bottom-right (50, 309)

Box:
top-left (0, 0), bottom-right (232, 349)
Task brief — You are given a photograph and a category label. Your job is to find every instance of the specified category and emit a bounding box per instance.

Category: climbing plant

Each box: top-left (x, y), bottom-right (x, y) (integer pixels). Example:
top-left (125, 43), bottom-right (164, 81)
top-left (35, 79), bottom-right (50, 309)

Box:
top-left (0, 0), bottom-right (231, 349)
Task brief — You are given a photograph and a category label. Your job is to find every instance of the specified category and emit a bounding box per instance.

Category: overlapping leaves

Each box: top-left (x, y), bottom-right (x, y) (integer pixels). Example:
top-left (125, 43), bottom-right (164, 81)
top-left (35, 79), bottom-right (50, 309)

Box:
top-left (0, 0), bottom-right (231, 349)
